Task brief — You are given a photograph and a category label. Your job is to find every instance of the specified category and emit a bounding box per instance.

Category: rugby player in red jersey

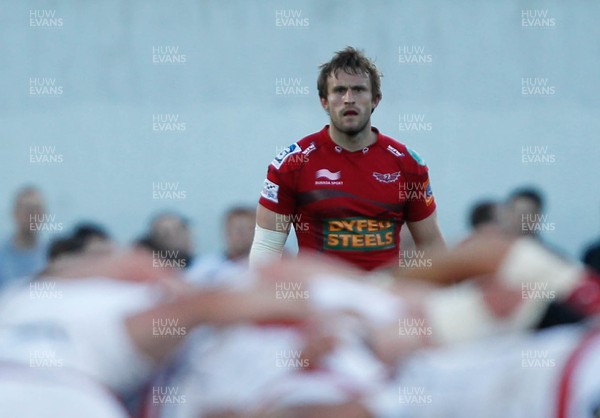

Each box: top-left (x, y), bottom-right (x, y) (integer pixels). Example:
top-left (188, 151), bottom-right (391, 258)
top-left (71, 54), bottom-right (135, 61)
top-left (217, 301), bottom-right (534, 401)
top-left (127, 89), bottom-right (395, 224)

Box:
top-left (250, 47), bottom-right (445, 270)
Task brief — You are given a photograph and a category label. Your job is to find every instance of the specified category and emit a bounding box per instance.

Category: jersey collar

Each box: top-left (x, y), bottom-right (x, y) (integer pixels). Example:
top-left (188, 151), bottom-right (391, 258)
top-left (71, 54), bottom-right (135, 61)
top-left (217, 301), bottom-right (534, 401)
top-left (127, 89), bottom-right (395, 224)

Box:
top-left (322, 125), bottom-right (380, 154)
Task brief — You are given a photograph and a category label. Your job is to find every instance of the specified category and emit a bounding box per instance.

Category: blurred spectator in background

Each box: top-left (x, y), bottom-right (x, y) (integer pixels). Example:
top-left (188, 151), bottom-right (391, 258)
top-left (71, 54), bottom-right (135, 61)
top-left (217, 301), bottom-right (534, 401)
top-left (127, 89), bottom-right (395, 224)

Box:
top-left (507, 186), bottom-right (568, 258)
top-left (136, 211), bottom-right (195, 270)
top-left (223, 206), bottom-right (256, 262)
top-left (187, 205), bottom-right (256, 286)
top-left (0, 186), bottom-right (49, 287)
top-left (582, 211), bottom-right (600, 274)
top-left (507, 187), bottom-right (545, 238)
top-left (583, 244), bottom-right (600, 275)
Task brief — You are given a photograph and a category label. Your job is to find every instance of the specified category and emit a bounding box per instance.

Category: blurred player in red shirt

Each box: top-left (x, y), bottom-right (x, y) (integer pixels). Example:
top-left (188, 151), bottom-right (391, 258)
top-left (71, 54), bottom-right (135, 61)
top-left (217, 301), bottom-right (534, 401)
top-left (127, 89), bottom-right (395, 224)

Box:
top-left (250, 47), bottom-right (445, 271)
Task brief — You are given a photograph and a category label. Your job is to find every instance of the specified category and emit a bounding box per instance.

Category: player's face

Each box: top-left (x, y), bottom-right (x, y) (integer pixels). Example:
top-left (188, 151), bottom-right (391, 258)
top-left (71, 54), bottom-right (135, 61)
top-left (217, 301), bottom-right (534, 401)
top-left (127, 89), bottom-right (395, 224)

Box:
top-left (321, 71), bottom-right (380, 137)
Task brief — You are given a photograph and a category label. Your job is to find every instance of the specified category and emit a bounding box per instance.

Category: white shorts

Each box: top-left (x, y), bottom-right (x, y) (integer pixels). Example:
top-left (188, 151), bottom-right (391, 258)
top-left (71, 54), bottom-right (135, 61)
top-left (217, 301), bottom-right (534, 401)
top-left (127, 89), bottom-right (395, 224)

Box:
top-left (0, 362), bottom-right (129, 418)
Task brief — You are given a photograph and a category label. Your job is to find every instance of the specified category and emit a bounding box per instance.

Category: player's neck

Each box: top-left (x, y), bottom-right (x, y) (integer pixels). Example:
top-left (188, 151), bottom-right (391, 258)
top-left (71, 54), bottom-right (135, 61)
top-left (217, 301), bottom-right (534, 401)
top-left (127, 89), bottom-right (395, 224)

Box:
top-left (328, 124), bottom-right (377, 152)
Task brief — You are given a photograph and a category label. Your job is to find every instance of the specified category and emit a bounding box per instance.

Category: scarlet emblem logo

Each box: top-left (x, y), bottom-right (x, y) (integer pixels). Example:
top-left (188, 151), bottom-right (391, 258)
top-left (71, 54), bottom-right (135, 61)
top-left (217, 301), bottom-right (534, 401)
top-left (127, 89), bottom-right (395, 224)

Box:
top-left (373, 171), bottom-right (401, 183)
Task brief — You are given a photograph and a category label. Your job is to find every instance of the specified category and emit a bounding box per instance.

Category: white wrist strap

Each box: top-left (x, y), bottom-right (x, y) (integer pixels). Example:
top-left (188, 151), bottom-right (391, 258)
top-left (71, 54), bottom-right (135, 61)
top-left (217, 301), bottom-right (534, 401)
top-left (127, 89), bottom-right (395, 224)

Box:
top-left (248, 225), bottom-right (288, 268)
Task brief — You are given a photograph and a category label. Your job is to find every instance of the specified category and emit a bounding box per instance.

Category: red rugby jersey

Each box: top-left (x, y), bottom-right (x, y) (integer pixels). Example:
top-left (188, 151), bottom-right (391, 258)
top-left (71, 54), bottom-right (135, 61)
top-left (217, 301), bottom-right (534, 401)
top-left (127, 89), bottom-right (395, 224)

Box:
top-left (259, 126), bottom-right (436, 270)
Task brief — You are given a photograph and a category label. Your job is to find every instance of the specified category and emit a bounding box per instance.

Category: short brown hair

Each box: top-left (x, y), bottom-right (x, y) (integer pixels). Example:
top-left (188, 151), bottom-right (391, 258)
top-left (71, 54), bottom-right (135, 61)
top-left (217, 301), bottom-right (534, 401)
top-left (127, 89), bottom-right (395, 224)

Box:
top-left (317, 47), bottom-right (382, 100)
top-left (224, 206), bottom-right (256, 224)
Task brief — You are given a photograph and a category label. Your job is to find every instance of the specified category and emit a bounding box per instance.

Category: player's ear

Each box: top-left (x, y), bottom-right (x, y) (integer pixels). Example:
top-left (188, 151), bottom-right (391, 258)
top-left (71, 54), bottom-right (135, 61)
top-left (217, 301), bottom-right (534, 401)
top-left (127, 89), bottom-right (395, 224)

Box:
top-left (372, 94), bottom-right (381, 110)
top-left (320, 97), bottom-right (329, 113)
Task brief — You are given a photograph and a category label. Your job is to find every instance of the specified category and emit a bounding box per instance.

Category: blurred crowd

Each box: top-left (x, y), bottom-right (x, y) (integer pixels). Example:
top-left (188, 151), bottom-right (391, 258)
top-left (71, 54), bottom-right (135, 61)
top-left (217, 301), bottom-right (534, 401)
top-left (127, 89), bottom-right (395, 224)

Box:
top-left (0, 186), bottom-right (258, 290)
top-left (3, 184), bottom-right (599, 290)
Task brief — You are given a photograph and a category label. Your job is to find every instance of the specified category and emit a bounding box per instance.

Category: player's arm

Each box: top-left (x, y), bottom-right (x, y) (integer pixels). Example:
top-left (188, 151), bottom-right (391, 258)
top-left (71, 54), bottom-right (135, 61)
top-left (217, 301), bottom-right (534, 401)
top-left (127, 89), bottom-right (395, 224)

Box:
top-left (392, 234), bottom-right (589, 345)
top-left (251, 142), bottom-right (301, 267)
top-left (406, 209), bottom-right (446, 253)
top-left (125, 287), bottom-right (309, 362)
top-left (393, 231), bottom-right (512, 284)
top-left (248, 204), bottom-right (290, 268)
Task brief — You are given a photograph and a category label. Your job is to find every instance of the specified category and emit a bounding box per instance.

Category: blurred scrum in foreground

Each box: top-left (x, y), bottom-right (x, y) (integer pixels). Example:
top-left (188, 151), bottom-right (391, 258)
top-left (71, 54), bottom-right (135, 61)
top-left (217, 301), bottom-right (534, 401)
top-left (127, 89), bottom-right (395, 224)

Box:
top-left (1, 192), bottom-right (600, 415)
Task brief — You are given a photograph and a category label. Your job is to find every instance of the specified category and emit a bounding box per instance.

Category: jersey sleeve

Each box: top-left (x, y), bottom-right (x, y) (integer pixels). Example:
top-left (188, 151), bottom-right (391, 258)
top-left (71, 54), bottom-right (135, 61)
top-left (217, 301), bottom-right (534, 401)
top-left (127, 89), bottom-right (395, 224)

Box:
top-left (403, 147), bottom-right (437, 223)
top-left (258, 143), bottom-right (301, 214)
